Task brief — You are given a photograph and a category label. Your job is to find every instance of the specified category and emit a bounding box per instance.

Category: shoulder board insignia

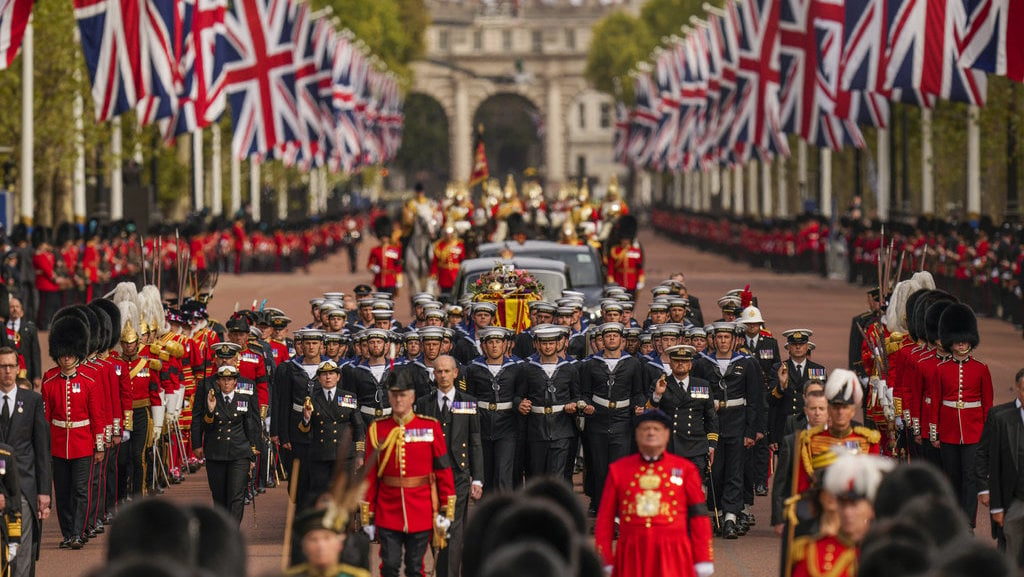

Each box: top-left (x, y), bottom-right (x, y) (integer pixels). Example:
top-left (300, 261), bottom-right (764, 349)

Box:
top-left (853, 426), bottom-right (881, 444)
top-left (149, 359), bottom-right (162, 371)
top-left (418, 415), bottom-right (439, 423)
top-left (0, 449), bottom-right (10, 456)
top-left (805, 425), bottom-right (826, 437)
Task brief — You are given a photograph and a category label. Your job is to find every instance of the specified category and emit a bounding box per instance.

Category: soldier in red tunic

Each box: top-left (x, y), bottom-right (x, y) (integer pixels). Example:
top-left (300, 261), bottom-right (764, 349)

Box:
top-left (367, 216), bottom-right (404, 297)
top-left (430, 226), bottom-right (465, 300)
top-left (789, 453), bottom-right (894, 577)
top-left (362, 370), bottom-right (455, 577)
top-left (928, 303), bottom-right (992, 527)
top-left (595, 409), bottom-right (714, 577)
top-left (43, 315), bottom-right (106, 550)
top-left (605, 215), bottom-right (645, 295)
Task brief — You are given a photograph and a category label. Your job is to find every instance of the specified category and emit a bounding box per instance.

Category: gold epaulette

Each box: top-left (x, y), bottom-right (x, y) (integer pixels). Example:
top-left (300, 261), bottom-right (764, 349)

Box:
top-left (418, 415), bottom-right (438, 423)
top-left (853, 426), bottom-right (881, 444)
top-left (707, 433), bottom-right (719, 442)
top-left (165, 341), bottom-right (185, 358)
top-left (885, 331), bottom-right (907, 354)
top-left (284, 563), bottom-right (310, 576)
top-left (790, 536), bottom-right (812, 564)
top-left (0, 449), bottom-right (10, 456)
top-left (149, 359), bottom-right (162, 371)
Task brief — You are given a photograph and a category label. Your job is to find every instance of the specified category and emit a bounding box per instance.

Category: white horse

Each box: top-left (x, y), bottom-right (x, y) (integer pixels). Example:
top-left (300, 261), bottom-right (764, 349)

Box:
top-left (403, 212), bottom-right (436, 299)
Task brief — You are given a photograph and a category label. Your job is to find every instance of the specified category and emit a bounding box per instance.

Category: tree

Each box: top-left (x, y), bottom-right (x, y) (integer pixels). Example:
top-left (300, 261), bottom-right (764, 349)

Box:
top-left (640, 0), bottom-right (709, 44)
top-left (585, 11), bottom-right (654, 104)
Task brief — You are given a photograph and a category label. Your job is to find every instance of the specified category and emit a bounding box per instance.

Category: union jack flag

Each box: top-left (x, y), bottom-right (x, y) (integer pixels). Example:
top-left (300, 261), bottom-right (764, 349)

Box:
top-left (676, 34), bottom-right (709, 171)
top-left (287, 3), bottom-right (328, 169)
top-left (0, 0), bottom-right (32, 70)
top-left (696, 16), bottom-right (722, 168)
top-left (712, 3), bottom-right (742, 165)
top-left (629, 70), bottom-right (661, 168)
top-left (331, 33), bottom-right (363, 173)
top-left (732, 0), bottom-right (787, 161)
top-left (960, 0), bottom-right (1024, 82)
top-left (651, 47), bottom-right (682, 171)
top-left (840, 0), bottom-right (892, 127)
top-left (164, 0), bottom-right (227, 138)
top-left (74, 0), bottom-right (147, 121)
top-left (613, 101), bottom-right (631, 166)
top-left (136, 0), bottom-right (184, 126)
top-left (884, 0), bottom-right (986, 106)
top-left (221, 0), bottom-right (298, 160)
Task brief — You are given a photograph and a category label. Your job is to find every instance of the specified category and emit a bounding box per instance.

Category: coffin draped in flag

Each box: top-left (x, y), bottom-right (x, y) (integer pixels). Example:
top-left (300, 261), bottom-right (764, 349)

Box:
top-left (74, 0), bottom-right (148, 121)
top-left (960, 0), bottom-right (1024, 83)
top-left (732, 0), bottom-right (787, 162)
top-left (165, 0), bottom-right (227, 138)
top-left (0, 0), bottom-right (33, 70)
top-left (221, 0), bottom-right (298, 160)
top-left (883, 0), bottom-right (986, 106)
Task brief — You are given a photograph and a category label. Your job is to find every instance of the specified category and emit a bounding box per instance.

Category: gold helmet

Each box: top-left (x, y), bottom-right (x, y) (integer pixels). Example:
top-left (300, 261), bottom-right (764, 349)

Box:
top-left (121, 321), bottom-right (139, 344)
top-left (503, 174), bottom-right (518, 201)
top-left (577, 179), bottom-right (590, 203)
top-left (606, 174), bottom-right (621, 202)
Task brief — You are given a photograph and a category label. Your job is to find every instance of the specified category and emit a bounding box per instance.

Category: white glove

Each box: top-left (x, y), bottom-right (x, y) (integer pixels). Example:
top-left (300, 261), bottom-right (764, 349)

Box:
top-left (636, 280), bottom-right (645, 291)
top-left (370, 265), bottom-right (381, 274)
top-left (121, 430), bottom-right (131, 443)
top-left (7, 543), bottom-right (16, 562)
top-left (695, 562), bottom-right (714, 577)
top-left (895, 416), bottom-right (904, 430)
top-left (435, 514), bottom-right (452, 532)
top-left (151, 405), bottom-right (165, 437)
top-left (362, 525), bottom-right (376, 540)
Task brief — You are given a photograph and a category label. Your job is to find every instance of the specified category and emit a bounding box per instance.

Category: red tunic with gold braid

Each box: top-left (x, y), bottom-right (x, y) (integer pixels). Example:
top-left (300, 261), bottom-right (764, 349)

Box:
top-left (859, 322), bottom-right (890, 430)
top-left (367, 242), bottom-right (403, 290)
top-left (595, 452), bottom-right (713, 577)
top-left (429, 238), bottom-right (465, 291)
top-left (606, 242), bottom-right (645, 292)
top-left (790, 534), bottom-right (859, 577)
top-left (792, 426), bottom-right (881, 495)
top-left (364, 413), bottom-right (455, 534)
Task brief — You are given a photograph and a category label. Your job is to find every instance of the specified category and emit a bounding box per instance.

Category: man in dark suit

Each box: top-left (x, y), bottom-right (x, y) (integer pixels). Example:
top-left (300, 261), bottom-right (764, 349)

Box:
top-left (0, 346), bottom-right (50, 577)
top-left (768, 330), bottom-right (827, 450)
top-left (7, 298), bottom-right (41, 390)
top-left (984, 369), bottom-right (1024, 566)
top-left (414, 355), bottom-right (483, 577)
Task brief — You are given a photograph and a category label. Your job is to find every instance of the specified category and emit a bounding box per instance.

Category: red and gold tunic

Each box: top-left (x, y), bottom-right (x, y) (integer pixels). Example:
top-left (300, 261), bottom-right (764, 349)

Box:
top-left (367, 242), bottom-right (403, 290)
top-left (606, 242), bottom-right (645, 291)
top-left (595, 452), bottom-right (713, 577)
top-left (793, 426), bottom-right (881, 495)
top-left (430, 238), bottom-right (465, 290)
top-left (364, 413), bottom-right (455, 534)
top-left (790, 534), bottom-right (858, 577)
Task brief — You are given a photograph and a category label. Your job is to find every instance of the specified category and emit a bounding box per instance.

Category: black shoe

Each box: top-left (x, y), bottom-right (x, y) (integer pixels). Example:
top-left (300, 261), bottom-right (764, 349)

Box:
top-left (59, 538), bottom-right (72, 549)
top-left (257, 487), bottom-right (266, 494)
top-left (723, 520), bottom-right (739, 539)
top-left (755, 484), bottom-right (769, 497)
top-left (70, 538), bottom-right (85, 550)
top-left (93, 522), bottom-right (104, 534)
top-left (740, 511), bottom-right (756, 527)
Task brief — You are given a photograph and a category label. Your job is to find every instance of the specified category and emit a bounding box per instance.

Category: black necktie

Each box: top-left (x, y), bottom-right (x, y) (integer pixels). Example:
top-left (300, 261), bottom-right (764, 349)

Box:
top-left (441, 396), bottom-right (451, 427)
top-left (0, 395), bottom-right (9, 438)
top-left (327, 390), bottom-right (334, 404)
top-left (224, 395), bottom-right (230, 405)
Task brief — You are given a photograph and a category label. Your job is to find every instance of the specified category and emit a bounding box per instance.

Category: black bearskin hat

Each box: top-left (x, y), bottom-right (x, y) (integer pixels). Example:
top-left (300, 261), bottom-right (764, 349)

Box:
top-left (30, 226), bottom-right (50, 249)
top-left (49, 315), bottom-right (90, 362)
top-left (924, 300), bottom-right (956, 345)
top-left (91, 299), bottom-right (122, 350)
top-left (617, 214), bottom-right (638, 240)
top-left (939, 303), bottom-right (979, 352)
top-left (88, 303), bottom-right (112, 354)
top-left (373, 215), bottom-right (393, 240)
top-left (507, 212), bottom-right (527, 238)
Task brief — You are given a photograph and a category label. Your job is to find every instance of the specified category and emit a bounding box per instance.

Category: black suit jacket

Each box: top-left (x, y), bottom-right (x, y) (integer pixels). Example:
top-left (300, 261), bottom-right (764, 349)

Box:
top-left (767, 359), bottom-right (826, 443)
top-left (0, 388), bottom-right (50, 515)
top-left (975, 401), bottom-right (1018, 494)
top-left (192, 392), bottom-right (262, 462)
top-left (987, 404), bottom-right (1024, 512)
top-left (15, 321), bottom-right (41, 382)
top-left (415, 390), bottom-right (484, 484)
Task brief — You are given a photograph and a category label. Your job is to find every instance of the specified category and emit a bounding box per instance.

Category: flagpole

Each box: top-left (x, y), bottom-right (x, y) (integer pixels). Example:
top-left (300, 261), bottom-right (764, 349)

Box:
top-left (761, 158), bottom-right (772, 217)
top-left (920, 108), bottom-right (933, 214)
top-left (733, 164), bottom-right (744, 215)
top-left (877, 128), bottom-right (891, 221)
top-left (20, 18), bottom-right (33, 226)
top-left (777, 153), bottom-right (788, 217)
top-left (111, 117), bottom-right (124, 220)
top-left (820, 148), bottom-right (832, 218)
top-left (747, 160), bottom-right (759, 217)
top-left (308, 170), bottom-right (318, 216)
top-left (721, 165), bottom-right (732, 212)
top-left (193, 129), bottom-right (205, 212)
top-left (73, 65), bottom-right (87, 227)
top-left (797, 140), bottom-right (808, 209)
top-left (250, 158), bottom-right (261, 222)
top-left (230, 155), bottom-right (241, 217)
top-left (967, 105), bottom-right (981, 216)
top-left (211, 124), bottom-right (223, 217)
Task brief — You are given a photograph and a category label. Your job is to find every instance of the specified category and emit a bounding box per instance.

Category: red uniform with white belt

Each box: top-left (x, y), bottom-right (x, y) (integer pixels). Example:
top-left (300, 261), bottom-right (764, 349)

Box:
top-left (595, 452), bottom-right (713, 577)
top-left (367, 242), bottom-right (404, 291)
top-left (364, 413), bottom-right (455, 534)
top-left (42, 370), bottom-right (106, 460)
top-left (928, 356), bottom-right (993, 445)
top-left (606, 242), bottom-right (645, 292)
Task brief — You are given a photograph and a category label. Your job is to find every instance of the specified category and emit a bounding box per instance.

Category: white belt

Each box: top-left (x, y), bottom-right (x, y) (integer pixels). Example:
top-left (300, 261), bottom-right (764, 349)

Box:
top-left (592, 396), bottom-right (631, 410)
top-left (52, 419), bottom-right (90, 429)
top-left (942, 400), bottom-right (982, 409)
top-left (530, 404), bottom-right (565, 415)
top-left (292, 403), bottom-right (304, 413)
top-left (478, 402), bottom-right (513, 411)
top-left (360, 406), bottom-right (393, 417)
top-left (720, 399), bottom-right (747, 408)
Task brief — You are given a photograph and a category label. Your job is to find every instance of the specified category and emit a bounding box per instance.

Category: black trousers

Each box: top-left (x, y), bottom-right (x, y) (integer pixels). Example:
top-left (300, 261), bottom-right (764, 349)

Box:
top-left (128, 408), bottom-right (150, 495)
top-left (744, 436), bottom-right (770, 505)
top-left (435, 474), bottom-right (470, 577)
top-left (710, 435), bottom-right (745, 516)
top-left (104, 441), bottom-right (122, 514)
top-left (206, 459), bottom-right (250, 523)
top-left (305, 460), bottom-right (337, 510)
top-left (940, 442), bottom-right (979, 527)
top-left (585, 422), bottom-right (631, 509)
top-left (52, 456), bottom-right (91, 539)
top-left (481, 436), bottom-right (516, 493)
top-left (527, 438), bottom-right (571, 480)
top-left (86, 451), bottom-right (105, 529)
top-left (378, 528), bottom-right (430, 577)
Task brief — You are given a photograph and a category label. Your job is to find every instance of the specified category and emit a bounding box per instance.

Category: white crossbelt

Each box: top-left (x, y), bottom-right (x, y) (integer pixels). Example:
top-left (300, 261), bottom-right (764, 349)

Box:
top-left (360, 406), bottom-right (393, 416)
top-left (941, 400), bottom-right (982, 409)
top-left (478, 402), bottom-right (514, 411)
top-left (720, 399), bottom-right (747, 408)
top-left (592, 396), bottom-right (631, 409)
top-left (52, 419), bottom-right (90, 429)
top-left (530, 404), bottom-right (566, 415)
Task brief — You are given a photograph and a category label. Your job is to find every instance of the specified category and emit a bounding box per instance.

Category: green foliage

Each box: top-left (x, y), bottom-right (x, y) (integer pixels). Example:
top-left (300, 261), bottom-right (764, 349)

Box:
top-left (639, 0), bottom-right (709, 43)
top-left (585, 11), bottom-right (654, 104)
top-left (394, 93), bottom-right (450, 191)
top-left (314, 0), bottom-right (427, 85)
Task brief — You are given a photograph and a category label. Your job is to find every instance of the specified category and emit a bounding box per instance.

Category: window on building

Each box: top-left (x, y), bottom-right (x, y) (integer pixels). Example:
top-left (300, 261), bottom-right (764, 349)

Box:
top-left (600, 103), bottom-right (612, 129)
top-left (439, 30), bottom-right (450, 51)
top-left (473, 30), bottom-right (483, 51)
top-left (578, 102), bottom-right (586, 129)
top-left (532, 30), bottom-right (543, 53)
top-left (566, 28), bottom-right (576, 50)
top-left (503, 29), bottom-right (512, 51)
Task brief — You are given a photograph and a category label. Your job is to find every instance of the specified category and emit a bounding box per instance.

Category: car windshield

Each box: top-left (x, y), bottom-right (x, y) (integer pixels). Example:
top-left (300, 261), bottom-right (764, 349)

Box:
top-left (462, 269), bottom-right (566, 302)
top-left (478, 248), bottom-right (601, 287)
